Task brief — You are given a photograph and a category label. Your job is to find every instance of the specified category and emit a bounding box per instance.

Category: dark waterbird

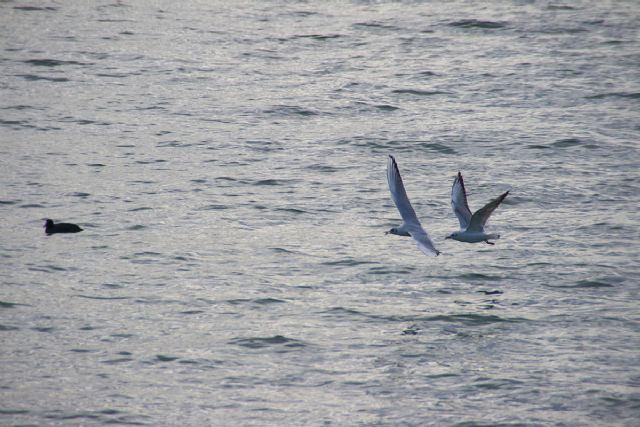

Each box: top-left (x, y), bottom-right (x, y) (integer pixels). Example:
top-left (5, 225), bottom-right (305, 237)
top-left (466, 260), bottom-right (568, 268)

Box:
top-left (44, 219), bottom-right (83, 235)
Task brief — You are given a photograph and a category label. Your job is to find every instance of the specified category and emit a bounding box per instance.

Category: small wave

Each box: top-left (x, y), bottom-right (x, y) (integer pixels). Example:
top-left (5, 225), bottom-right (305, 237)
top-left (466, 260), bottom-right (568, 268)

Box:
top-left (263, 105), bottom-right (319, 117)
top-left (0, 105), bottom-right (43, 110)
top-left (368, 266), bottom-right (415, 275)
top-left (551, 280), bottom-right (615, 289)
top-left (269, 247), bottom-right (296, 254)
top-left (323, 259), bottom-right (377, 267)
top-left (101, 358), bottom-right (134, 365)
top-left (419, 70), bottom-right (438, 77)
top-left (126, 224), bottom-right (147, 230)
top-left (392, 89), bottom-right (450, 96)
top-left (292, 34), bottom-right (342, 41)
top-left (128, 180), bottom-right (156, 185)
top-left (586, 92), bottom-right (640, 100)
top-left (275, 207), bottom-right (308, 214)
top-left (253, 179), bottom-right (295, 186)
top-left (245, 139), bottom-right (283, 152)
top-left (552, 138), bottom-right (582, 148)
top-left (226, 297), bottom-right (286, 306)
top-left (135, 159), bottom-right (167, 164)
top-left (0, 301), bottom-right (23, 309)
top-left (479, 290), bottom-right (503, 295)
top-left (14, 6), bottom-right (57, 11)
top-left (253, 298), bottom-right (286, 305)
top-left (17, 74), bottom-right (69, 82)
top-left (526, 144), bottom-right (551, 150)
top-left (426, 313), bottom-right (524, 325)
top-left (29, 265), bottom-right (68, 272)
top-left (0, 119), bottom-right (25, 128)
top-left (23, 59), bottom-right (88, 67)
top-left (547, 4), bottom-right (575, 10)
top-left (74, 294), bottom-right (130, 300)
top-left (540, 26), bottom-right (589, 34)
top-left (95, 73), bottom-right (129, 78)
top-left (425, 373), bottom-right (459, 379)
top-left (353, 21), bottom-right (400, 31)
top-left (321, 306), bottom-right (366, 318)
top-left (133, 251), bottom-right (162, 256)
top-left (472, 378), bottom-right (524, 390)
top-left (0, 409), bottom-right (30, 415)
top-left (352, 101), bottom-right (399, 112)
top-left (458, 273), bottom-right (503, 282)
top-left (32, 327), bottom-right (55, 333)
top-left (417, 142), bottom-right (456, 154)
top-left (448, 19), bottom-right (507, 29)
top-left (229, 335), bottom-right (306, 350)
top-left (70, 192), bottom-right (91, 198)
top-left (200, 204), bottom-right (228, 210)
top-left (154, 354), bottom-right (179, 362)
top-left (305, 164), bottom-right (339, 173)
top-left (373, 104), bottom-right (399, 111)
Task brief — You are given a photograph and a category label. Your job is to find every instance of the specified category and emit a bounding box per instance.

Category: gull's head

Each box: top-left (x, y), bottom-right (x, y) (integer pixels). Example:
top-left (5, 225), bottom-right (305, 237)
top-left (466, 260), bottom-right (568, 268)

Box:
top-left (44, 219), bottom-right (53, 228)
top-left (445, 232), bottom-right (457, 240)
top-left (387, 227), bottom-right (399, 236)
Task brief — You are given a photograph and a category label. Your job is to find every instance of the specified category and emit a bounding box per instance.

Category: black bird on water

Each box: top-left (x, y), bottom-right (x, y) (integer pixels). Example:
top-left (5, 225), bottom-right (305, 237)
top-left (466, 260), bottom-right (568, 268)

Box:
top-left (44, 219), bottom-right (83, 235)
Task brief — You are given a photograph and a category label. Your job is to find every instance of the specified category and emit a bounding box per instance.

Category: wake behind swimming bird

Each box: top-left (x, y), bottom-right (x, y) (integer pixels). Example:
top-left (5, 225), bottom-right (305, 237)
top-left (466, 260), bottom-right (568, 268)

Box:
top-left (44, 219), bottom-right (83, 235)
top-left (446, 172), bottom-right (509, 245)
top-left (386, 155), bottom-right (440, 256)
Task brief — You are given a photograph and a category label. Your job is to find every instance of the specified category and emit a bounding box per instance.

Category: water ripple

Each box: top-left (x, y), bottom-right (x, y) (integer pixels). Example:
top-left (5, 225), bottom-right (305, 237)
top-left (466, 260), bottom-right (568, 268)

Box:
top-left (229, 335), bottom-right (307, 350)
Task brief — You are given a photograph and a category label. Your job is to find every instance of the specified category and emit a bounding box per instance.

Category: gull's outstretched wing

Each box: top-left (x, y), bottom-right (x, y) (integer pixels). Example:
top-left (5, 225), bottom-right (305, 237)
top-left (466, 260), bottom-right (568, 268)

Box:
top-left (451, 172), bottom-right (472, 230)
top-left (408, 225), bottom-right (441, 257)
top-left (387, 155), bottom-right (440, 256)
top-left (467, 191), bottom-right (509, 232)
top-left (387, 155), bottom-right (419, 225)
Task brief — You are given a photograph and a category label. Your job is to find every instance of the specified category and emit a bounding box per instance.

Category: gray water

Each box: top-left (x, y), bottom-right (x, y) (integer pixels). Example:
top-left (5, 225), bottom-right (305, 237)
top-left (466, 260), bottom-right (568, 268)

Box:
top-left (1, 1), bottom-right (639, 426)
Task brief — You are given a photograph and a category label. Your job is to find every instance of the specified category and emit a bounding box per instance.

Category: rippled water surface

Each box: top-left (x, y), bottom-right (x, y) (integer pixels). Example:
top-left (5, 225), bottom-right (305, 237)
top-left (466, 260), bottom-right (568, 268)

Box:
top-left (1, 1), bottom-right (639, 426)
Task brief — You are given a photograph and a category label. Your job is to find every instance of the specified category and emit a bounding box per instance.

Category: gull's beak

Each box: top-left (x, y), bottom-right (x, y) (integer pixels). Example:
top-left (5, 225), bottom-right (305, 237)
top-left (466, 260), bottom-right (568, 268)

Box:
top-left (384, 231), bottom-right (389, 235)
top-left (444, 235), bottom-right (451, 239)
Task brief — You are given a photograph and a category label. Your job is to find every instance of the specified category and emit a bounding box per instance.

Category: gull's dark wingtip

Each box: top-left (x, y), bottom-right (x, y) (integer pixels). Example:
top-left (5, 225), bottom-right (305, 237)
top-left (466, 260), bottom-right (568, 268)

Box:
top-left (388, 155), bottom-right (400, 173)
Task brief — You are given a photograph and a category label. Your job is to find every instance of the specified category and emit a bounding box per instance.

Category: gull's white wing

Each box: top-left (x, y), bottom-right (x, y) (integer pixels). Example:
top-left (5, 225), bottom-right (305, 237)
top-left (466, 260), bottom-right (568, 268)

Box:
top-left (408, 225), bottom-right (440, 257)
top-left (467, 191), bottom-right (509, 232)
top-left (387, 155), bottom-right (440, 257)
top-left (451, 172), bottom-right (472, 230)
top-left (387, 155), bottom-right (420, 226)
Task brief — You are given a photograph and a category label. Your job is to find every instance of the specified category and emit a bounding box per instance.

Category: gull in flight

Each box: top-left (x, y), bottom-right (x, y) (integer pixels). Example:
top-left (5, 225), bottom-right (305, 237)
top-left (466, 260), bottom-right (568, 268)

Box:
top-left (386, 155), bottom-right (440, 256)
top-left (446, 172), bottom-right (509, 245)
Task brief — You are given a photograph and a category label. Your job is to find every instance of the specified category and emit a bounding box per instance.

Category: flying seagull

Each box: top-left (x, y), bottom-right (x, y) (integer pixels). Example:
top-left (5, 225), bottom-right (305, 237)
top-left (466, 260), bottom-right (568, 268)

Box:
top-left (446, 172), bottom-right (508, 245)
top-left (386, 155), bottom-right (440, 256)
top-left (44, 219), bottom-right (83, 235)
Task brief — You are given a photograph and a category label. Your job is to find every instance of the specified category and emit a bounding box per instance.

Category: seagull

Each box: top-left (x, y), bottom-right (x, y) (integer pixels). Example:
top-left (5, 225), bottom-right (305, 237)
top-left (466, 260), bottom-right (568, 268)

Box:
top-left (446, 172), bottom-right (508, 245)
top-left (44, 219), bottom-right (83, 235)
top-left (386, 155), bottom-right (440, 256)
